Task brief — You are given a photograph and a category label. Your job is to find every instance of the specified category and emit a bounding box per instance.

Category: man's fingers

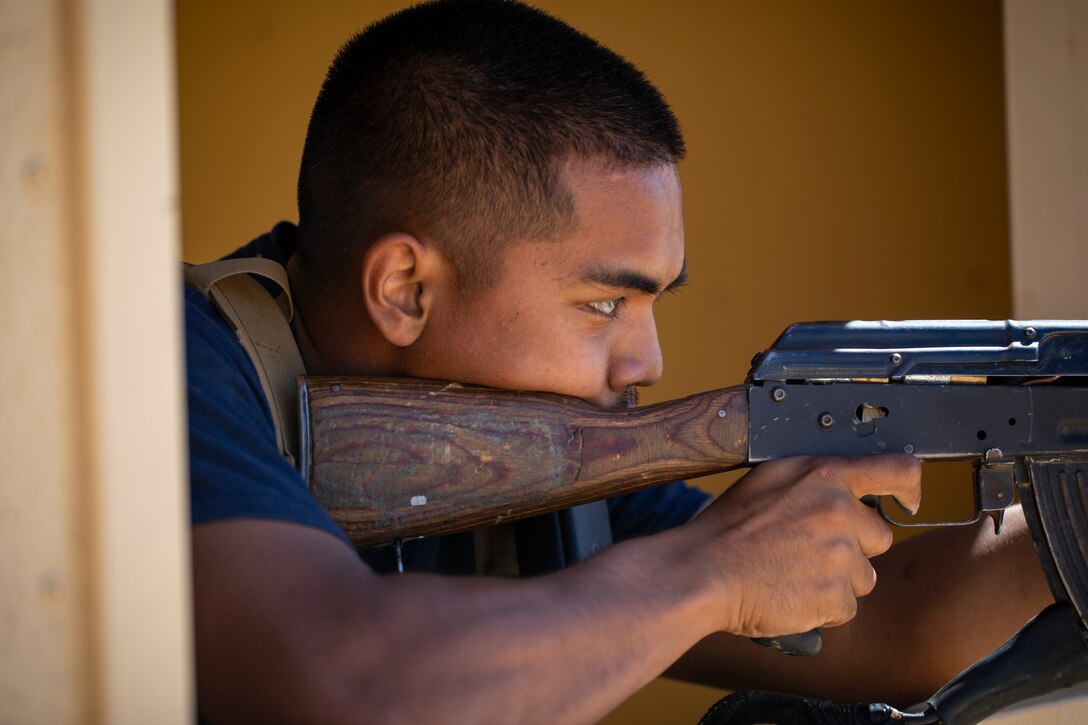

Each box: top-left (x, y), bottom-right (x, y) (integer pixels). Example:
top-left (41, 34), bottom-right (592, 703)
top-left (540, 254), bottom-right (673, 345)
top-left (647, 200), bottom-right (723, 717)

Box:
top-left (849, 553), bottom-right (879, 598)
top-left (822, 586), bottom-right (861, 629)
top-left (856, 504), bottom-right (895, 558)
top-left (818, 453), bottom-right (923, 515)
top-left (703, 454), bottom-right (919, 638)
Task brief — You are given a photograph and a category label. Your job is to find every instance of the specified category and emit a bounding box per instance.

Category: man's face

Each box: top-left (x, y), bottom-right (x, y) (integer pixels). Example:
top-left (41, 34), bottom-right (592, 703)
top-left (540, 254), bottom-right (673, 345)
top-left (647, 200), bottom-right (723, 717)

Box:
top-left (406, 159), bottom-right (686, 408)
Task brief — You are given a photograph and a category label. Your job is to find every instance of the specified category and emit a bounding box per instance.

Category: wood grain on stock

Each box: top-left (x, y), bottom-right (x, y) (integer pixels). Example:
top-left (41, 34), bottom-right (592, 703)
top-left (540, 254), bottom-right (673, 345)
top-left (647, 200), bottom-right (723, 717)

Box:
top-left (301, 377), bottom-right (749, 549)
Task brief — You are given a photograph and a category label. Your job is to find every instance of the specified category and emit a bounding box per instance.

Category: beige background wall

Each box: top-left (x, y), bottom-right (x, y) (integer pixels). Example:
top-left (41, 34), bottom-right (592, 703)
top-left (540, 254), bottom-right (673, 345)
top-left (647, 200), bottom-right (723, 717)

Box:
top-left (988, 1), bottom-right (1088, 721)
top-left (176, 1), bottom-right (1010, 721)
top-left (177, 0), bottom-right (1011, 399)
top-left (1005, 0), bottom-right (1088, 320)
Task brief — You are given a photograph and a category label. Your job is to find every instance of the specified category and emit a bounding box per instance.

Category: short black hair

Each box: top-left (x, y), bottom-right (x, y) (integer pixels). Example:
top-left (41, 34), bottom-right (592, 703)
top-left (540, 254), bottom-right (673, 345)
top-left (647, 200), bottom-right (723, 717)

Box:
top-left (296, 0), bottom-right (685, 288)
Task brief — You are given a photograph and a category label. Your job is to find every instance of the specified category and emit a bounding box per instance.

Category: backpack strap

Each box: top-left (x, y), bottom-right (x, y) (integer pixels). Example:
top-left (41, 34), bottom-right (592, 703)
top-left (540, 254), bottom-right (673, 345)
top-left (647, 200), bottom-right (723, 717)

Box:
top-left (185, 257), bottom-right (305, 466)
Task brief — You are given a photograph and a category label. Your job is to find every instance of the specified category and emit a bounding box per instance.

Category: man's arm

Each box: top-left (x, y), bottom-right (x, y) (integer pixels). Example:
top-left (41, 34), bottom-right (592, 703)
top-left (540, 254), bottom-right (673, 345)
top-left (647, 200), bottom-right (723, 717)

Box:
top-left (193, 519), bottom-right (710, 724)
top-left (193, 455), bottom-right (919, 723)
top-left (670, 504), bottom-right (1055, 707)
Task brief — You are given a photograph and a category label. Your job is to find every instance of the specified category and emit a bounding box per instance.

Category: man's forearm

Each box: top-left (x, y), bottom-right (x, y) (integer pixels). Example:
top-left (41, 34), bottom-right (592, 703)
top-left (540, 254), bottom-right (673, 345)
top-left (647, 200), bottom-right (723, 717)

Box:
top-left (194, 519), bottom-right (721, 724)
top-left (357, 527), bottom-right (719, 723)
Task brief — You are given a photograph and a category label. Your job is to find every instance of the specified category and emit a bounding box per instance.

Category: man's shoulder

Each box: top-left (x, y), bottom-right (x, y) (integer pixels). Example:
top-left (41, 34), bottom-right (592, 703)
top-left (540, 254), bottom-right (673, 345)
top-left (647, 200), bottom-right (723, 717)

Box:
top-left (183, 283), bottom-right (258, 387)
top-left (183, 224), bottom-right (348, 542)
top-left (220, 220), bottom-right (298, 265)
top-left (182, 223), bottom-right (293, 437)
top-left (183, 220), bottom-right (300, 365)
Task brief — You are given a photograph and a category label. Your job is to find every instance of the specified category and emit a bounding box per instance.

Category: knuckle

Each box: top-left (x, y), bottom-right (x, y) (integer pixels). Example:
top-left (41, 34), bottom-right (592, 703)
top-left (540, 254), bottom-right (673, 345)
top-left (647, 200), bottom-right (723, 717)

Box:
top-left (897, 451), bottom-right (924, 477)
top-left (815, 494), bottom-right (855, 528)
top-left (823, 536), bottom-right (855, 568)
top-left (810, 457), bottom-right (847, 486)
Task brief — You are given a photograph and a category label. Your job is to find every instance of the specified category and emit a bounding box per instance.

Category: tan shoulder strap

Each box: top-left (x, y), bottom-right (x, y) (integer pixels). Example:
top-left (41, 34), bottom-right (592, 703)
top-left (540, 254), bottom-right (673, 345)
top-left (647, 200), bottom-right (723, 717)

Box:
top-left (185, 257), bottom-right (305, 466)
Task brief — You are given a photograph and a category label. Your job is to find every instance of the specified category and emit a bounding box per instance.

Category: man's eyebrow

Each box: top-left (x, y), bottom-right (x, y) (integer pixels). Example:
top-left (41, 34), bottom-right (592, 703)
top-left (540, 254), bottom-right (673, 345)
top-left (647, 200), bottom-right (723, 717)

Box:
top-left (665, 259), bottom-right (688, 293)
top-left (583, 258), bottom-right (688, 295)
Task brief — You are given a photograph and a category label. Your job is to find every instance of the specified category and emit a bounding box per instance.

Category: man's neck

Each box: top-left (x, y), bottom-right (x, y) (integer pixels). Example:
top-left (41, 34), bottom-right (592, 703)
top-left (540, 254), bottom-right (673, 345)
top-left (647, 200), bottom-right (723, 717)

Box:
top-left (285, 255), bottom-right (337, 375)
top-left (286, 254), bottom-right (398, 377)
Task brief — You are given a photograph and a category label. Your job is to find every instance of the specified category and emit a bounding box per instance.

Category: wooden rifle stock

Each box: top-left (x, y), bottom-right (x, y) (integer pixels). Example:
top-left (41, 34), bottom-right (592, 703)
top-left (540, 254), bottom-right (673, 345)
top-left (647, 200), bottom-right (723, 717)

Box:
top-left (301, 377), bottom-right (748, 549)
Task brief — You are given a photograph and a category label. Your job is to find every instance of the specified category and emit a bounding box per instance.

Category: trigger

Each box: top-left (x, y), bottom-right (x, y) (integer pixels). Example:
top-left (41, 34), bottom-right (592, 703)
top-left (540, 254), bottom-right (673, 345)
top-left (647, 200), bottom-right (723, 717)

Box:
top-left (976, 449), bottom-right (1020, 535)
top-left (985, 509), bottom-right (1006, 536)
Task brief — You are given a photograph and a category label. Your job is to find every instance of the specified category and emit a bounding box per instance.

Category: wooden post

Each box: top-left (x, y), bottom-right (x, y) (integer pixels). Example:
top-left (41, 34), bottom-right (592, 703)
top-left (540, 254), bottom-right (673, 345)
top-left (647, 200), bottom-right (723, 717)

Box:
top-left (0, 0), bottom-right (191, 722)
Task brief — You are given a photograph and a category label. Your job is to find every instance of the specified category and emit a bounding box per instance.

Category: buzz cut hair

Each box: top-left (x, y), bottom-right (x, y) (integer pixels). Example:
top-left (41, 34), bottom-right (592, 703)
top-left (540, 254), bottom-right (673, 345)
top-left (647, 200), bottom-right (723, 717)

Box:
top-left (296, 0), bottom-right (685, 289)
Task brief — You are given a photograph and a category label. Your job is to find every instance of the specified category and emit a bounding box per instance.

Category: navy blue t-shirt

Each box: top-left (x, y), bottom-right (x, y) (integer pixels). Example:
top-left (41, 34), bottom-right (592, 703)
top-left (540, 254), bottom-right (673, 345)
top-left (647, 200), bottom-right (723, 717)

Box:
top-left (185, 222), bottom-right (711, 571)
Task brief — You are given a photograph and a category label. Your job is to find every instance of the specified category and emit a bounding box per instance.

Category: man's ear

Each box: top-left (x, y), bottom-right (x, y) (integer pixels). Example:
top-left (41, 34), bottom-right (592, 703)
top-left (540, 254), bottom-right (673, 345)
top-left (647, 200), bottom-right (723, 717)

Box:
top-left (361, 232), bottom-right (443, 347)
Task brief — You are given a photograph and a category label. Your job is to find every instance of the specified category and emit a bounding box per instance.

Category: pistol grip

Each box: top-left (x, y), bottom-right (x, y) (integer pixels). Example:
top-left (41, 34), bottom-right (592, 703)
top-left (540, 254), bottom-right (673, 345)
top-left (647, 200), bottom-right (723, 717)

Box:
top-left (751, 628), bottom-right (822, 656)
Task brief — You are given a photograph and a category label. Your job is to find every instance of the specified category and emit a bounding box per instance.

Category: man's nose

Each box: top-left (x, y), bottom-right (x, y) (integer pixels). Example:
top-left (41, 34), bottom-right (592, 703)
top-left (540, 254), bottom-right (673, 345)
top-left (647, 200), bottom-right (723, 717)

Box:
top-left (607, 313), bottom-right (663, 392)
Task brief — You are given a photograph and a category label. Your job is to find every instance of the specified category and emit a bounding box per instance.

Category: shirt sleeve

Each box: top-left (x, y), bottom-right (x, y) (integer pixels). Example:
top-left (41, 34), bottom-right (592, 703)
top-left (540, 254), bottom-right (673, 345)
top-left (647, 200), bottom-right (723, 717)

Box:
top-left (607, 481), bottom-right (711, 542)
top-left (185, 286), bottom-right (350, 544)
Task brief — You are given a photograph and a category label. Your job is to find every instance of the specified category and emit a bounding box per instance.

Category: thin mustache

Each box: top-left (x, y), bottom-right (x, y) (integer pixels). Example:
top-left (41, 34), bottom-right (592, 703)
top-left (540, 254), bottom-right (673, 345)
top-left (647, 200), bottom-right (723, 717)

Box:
top-left (614, 386), bottom-right (640, 410)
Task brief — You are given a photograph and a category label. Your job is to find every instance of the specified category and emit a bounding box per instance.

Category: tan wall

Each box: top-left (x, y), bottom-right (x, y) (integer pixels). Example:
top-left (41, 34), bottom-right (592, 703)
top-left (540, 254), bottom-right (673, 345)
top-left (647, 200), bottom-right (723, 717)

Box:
top-left (1005, 0), bottom-right (1088, 319)
top-left (988, 1), bottom-right (1088, 720)
top-left (176, 1), bottom-right (1010, 720)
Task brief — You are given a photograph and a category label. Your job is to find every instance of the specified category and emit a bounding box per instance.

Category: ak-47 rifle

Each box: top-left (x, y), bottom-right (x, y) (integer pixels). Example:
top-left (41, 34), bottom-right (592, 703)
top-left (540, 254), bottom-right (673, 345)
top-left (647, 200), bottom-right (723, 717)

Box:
top-left (299, 320), bottom-right (1088, 724)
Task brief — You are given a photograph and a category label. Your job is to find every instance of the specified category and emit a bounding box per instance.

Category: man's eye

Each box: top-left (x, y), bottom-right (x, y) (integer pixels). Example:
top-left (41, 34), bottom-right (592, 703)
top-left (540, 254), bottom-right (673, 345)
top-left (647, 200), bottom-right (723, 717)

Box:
top-left (586, 298), bottom-right (624, 318)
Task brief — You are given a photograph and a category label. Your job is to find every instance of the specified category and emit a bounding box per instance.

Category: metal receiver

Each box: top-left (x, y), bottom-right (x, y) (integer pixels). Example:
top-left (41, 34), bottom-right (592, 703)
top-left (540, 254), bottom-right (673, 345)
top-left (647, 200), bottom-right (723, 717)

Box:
top-left (746, 320), bottom-right (1088, 533)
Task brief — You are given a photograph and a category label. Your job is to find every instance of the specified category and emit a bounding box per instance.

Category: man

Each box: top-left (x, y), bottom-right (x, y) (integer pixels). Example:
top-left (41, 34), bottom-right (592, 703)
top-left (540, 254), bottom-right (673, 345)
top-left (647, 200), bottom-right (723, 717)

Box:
top-left (186, 1), bottom-right (1052, 721)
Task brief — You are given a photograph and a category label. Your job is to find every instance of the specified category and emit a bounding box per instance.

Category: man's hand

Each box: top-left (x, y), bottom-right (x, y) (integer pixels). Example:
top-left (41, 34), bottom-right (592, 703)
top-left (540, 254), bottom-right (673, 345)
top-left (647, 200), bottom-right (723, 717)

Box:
top-left (686, 454), bottom-right (922, 639)
top-left (670, 503), bottom-right (1054, 706)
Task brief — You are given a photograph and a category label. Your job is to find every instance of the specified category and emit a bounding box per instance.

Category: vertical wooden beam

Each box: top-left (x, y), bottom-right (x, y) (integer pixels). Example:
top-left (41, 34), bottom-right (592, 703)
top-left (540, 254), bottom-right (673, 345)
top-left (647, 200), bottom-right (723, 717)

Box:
top-left (1, 1), bottom-right (90, 720)
top-left (0, 0), bottom-right (191, 722)
top-left (1005, 0), bottom-right (1088, 318)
